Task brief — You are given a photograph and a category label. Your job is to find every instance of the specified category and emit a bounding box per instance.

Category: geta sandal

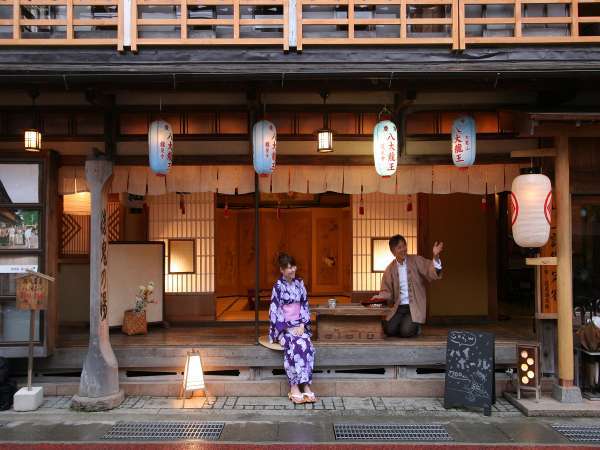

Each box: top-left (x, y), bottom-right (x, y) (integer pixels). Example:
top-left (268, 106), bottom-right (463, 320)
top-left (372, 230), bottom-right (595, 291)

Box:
top-left (288, 392), bottom-right (305, 404)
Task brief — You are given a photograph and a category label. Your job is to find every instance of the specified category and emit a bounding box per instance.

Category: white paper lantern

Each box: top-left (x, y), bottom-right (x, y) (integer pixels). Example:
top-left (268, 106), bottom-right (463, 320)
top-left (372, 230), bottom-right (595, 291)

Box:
top-left (511, 173), bottom-right (552, 247)
top-left (252, 120), bottom-right (276, 175)
top-left (451, 116), bottom-right (476, 167)
top-left (373, 120), bottom-right (398, 177)
top-left (148, 120), bottom-right (173, 175)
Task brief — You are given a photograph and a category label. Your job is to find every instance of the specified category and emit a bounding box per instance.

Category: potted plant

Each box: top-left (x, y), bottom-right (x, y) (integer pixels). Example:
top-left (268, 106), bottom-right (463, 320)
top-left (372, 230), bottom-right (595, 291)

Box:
top-left (122, 281), bottom-right (155, 336)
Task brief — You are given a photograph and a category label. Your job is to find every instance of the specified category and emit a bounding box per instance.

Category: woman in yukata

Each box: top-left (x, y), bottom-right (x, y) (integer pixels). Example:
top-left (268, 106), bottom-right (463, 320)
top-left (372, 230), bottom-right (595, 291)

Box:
top-left (269, 253), bottom-right (316, 404)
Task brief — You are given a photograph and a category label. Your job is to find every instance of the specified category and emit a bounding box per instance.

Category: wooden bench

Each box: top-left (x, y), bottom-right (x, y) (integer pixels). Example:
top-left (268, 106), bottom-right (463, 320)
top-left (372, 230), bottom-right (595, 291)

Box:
top-left (313, 304), bottom-right (391, 341)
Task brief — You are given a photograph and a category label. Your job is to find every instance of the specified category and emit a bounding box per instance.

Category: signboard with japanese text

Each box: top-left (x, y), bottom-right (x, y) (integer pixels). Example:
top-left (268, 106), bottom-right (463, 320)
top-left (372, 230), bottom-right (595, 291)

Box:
top-left (444, 330), bottom-right (495, 416)
top-left (540, 204), bottom-right (557, 314)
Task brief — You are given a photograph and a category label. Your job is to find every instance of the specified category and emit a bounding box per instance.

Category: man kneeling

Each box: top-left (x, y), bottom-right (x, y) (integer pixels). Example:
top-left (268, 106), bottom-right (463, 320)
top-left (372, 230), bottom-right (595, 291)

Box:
top-left (372, 235), bottom-right (443, 338)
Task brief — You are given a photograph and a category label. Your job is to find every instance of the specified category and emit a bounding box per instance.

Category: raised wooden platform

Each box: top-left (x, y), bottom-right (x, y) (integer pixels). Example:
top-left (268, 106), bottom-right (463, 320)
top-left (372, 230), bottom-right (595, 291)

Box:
top-left (43, 321), bottom-right (535, 372)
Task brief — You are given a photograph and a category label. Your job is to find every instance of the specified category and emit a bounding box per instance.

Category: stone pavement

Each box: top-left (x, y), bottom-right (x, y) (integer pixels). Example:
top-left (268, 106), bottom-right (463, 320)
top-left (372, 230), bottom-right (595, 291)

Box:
top-left (29, 395), bottom-right (522, 416)
top-left (2, 395), bottom-right (599, 447)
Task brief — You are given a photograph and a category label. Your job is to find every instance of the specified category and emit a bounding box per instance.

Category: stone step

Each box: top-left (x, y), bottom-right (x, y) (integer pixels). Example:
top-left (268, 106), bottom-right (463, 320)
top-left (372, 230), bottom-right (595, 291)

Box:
top-left (20, 376), bottom-right (552, 398)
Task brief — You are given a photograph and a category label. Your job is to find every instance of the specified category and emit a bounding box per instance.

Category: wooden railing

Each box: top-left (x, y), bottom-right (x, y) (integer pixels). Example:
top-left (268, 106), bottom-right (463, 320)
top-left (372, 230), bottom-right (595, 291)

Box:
top-left (130, 0), bottom-right (288, 51)
top-left (297, 0), bottom-right (460, 50)
top-left (460, 0), bottom-right (600, 47)
top-left (0, 0), bottom-right (124, 48)
top-left (0, 0), bottom-right (599, 48)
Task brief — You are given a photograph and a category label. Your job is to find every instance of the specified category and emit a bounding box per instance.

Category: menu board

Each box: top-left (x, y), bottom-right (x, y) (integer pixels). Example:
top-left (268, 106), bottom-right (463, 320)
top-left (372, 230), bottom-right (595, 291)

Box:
top-left (444, 330), bottom-right (495, 416)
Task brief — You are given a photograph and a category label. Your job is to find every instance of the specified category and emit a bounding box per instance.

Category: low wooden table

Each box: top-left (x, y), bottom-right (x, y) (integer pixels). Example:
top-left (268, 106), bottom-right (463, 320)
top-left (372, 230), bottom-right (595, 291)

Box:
top-left (313, 304), bottom-right (391, 341)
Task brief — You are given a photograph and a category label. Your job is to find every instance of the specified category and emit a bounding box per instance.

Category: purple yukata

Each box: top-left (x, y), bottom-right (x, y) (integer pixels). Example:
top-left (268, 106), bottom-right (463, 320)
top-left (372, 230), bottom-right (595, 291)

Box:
top-left (269, 276), bottom-right (315, 386)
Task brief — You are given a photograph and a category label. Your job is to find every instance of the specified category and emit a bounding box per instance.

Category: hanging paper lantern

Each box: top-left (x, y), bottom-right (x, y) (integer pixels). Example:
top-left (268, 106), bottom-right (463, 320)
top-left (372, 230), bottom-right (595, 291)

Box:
top-left (373, 120), bottom-right (398, 177)
top-left (511, 173), bottom-right (552, 247)
top-left (451, 116), bottom-right (476, 167)
top-left (253, 120), bottom-right (277, 175)
top-left (148, 120), bottom-right (173, 175)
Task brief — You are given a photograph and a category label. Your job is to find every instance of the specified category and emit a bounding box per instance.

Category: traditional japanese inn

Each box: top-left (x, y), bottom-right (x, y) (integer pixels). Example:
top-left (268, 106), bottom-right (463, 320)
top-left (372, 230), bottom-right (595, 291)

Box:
top-left (0, 0), bottom-right (599, 411)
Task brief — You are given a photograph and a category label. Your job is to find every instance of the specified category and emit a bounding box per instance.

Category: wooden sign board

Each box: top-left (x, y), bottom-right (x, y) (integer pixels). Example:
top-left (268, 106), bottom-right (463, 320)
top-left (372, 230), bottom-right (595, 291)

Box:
top-left (15, 272), bottom-right (54, 310)
top-left (444, 330), bottom-right (495, 416)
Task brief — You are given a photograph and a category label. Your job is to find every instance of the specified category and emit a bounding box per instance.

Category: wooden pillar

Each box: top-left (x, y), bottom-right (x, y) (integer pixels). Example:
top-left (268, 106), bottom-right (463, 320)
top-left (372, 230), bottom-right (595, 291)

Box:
top-left (552, 135), bottom-right (582, 402)
top-left (71, 158), bottom-right (124, 411)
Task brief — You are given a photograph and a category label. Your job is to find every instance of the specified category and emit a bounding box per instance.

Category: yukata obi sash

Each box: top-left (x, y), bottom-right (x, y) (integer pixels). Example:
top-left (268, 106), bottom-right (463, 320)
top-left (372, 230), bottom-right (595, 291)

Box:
top-left (282, 302), bottom-right (301, 322)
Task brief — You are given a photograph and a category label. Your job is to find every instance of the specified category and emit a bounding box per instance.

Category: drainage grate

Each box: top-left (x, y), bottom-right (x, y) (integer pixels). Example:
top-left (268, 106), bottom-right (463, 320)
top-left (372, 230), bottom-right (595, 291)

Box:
top-left (334, 424), bottom-right (453, 441)
top-left (103, 421), bottom-right (224, 441)
top-left (552, 425), bottom-right (600, 443)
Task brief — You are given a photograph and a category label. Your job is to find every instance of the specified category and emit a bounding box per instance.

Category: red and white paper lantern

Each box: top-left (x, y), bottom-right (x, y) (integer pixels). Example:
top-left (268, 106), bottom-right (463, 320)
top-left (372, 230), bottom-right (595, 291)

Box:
top-left (451, 116), bottom-right (476, 167)
top-left (373, 120), bottom-right (398, 177)
top-left (252, 120), bottom-right (277, 175)
top-left (148, 120), bottom-right (173, 175)
top-left (511, 173), bottom-right (552, 247)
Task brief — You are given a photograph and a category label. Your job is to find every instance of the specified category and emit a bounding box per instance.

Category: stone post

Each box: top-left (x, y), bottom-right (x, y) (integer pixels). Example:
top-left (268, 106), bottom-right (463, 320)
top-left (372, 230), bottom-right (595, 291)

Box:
top-left (71, 159), bottom-right (124, 411)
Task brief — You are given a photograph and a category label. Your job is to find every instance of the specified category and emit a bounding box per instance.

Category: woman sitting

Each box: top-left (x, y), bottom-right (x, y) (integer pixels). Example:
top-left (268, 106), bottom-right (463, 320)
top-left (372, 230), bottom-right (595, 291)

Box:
top-left (269, 253), bottom-right (316, 404)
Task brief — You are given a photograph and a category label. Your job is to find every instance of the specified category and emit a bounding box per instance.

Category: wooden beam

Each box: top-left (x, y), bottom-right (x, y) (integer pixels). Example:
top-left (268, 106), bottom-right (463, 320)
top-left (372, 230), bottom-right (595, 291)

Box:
top-left (525, 256), bottom-right (557, 266)
top-left (58, 152), bottom-right (524, 167)
top-left (511, 148), bottom-right (557, 158)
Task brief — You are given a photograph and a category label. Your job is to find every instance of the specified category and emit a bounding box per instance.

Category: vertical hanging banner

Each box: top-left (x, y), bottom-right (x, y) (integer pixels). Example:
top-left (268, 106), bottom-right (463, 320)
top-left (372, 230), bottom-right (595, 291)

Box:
top-left (253, 120), bottom-right (277, 175)
top-left (148, 120), bottom-right (173, 175)
top-left (373, 120), bottom-right (398, 177)
top-left (451, 116), bottom-right (476, 167)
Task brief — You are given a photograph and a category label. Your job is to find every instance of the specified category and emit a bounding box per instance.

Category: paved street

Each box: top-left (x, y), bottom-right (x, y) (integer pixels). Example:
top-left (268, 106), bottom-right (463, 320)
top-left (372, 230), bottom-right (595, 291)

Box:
top-left (1, 395), bottom-right (599, 448)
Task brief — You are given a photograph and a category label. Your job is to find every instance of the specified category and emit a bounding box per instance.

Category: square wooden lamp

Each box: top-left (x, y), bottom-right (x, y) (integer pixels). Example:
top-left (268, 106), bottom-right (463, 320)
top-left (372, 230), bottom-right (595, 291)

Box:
top-left (517, 343), bottom-right (541, 400)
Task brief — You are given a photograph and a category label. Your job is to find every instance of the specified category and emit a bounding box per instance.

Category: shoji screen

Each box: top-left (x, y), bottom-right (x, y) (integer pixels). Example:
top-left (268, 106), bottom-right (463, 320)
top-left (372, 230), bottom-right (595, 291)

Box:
top-left (147, 193), bottom-right (214, 293)
top-left (352, 193), bottom-right (417, 291)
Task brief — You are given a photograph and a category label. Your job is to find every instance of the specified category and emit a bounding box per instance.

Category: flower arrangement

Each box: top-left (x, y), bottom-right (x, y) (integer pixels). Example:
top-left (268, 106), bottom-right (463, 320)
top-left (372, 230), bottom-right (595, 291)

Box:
top-left (134, 281), bottom-right (155, 313)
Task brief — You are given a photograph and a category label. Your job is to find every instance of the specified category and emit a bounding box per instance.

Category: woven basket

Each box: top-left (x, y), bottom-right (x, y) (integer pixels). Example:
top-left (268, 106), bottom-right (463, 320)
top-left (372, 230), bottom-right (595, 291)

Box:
top-left (122, 310), bottom-right (147, 335)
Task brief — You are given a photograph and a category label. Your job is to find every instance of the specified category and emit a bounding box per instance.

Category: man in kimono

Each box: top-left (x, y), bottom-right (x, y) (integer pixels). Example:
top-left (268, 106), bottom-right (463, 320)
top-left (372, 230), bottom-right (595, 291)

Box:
top-left (373, 234), bottom-right (443, 337)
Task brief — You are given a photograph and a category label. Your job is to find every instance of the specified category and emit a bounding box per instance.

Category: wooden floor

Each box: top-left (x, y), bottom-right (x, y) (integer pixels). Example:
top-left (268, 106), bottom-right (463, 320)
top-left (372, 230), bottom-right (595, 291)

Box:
top-left (58, 319), bottom-right (535, 349)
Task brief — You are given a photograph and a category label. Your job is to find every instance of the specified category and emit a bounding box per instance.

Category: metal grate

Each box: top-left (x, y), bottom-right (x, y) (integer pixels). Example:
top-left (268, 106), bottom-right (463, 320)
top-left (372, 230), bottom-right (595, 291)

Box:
top-left (334, 423), bottom-right (453, 441)
top-left (552, 425), bottom-right (600, 443)
top-left (103, 421), bottom-right (224, 441)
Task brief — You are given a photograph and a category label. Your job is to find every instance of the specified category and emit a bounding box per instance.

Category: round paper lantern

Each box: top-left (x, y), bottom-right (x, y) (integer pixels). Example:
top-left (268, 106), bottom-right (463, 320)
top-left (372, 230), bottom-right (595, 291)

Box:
top-left (148, 120), bottom-right (173, 175)
top-left (373, 120), bottom-right (398, 177)
top-left (451, 116), bottom-right (476, 167)
top-left (511, 173), bottom-right (552, 247)
top-left (252, 120), bottom-right (276, 175)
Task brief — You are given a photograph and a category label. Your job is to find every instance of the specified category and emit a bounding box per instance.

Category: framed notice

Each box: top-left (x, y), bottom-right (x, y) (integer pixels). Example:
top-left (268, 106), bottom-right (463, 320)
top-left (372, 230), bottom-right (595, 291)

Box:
top-left (107, 242), bottom-right (165, 327)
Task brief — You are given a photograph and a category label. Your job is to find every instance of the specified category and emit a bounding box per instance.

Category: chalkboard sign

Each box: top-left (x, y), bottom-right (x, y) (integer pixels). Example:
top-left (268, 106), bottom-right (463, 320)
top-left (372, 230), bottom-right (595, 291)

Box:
top-left (444, 330), bottom-right (495, 416)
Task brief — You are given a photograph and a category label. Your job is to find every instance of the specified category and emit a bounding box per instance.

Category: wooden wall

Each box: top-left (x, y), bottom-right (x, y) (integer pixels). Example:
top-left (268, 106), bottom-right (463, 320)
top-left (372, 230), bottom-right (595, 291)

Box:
top-left (215, 207), bottom-right (351, 296)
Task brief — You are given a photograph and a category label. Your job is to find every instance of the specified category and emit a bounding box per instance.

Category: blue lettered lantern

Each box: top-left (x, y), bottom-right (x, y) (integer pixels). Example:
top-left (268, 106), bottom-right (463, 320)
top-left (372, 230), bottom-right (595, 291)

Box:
top-left (148, 120), bottom-right (173, 175)
top-left (373, 120), bottom-right (398, 177)
top-left (252, 120), bottom-right (277, 175)
top-left (451, 116), bottom-right (476, 167)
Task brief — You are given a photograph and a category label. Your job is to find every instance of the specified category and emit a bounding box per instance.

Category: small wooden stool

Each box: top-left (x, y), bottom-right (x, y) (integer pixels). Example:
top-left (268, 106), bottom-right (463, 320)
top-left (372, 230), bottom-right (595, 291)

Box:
top-left (258, 335), bottom-right (283, 351)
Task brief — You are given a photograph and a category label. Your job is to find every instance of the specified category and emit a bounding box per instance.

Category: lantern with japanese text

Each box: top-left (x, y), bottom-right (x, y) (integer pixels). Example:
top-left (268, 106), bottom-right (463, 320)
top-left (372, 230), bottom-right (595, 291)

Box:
top-left (373, 120), bottom-right (398, 177)
top-left (252, 120), bottom-right (277, 175)
top-left (451, 116), bottom-right (476, 167)
top-left (148, 120), bottom-right (173, 175)
top-left (511, 171), bottom-right (552, 248)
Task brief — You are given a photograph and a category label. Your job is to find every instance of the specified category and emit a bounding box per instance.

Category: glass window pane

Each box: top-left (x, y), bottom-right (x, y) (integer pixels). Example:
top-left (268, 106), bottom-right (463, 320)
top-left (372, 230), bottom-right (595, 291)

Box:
top-left (0, 255), bottom-right (39, 295)
top-left (0, 164), bottom-right (39, 203)
top-left (0, 209), bottom-right (40, 249)
top-left (0, 306), bottom-right (40, 342)
top-left (0, 256), bottom-right (41, 343)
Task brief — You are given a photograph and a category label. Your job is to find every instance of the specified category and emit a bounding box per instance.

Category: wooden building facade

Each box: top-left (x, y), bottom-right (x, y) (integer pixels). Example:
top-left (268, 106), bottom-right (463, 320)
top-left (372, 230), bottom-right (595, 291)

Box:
top-left (0, 9), bottom-right (599, 397)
